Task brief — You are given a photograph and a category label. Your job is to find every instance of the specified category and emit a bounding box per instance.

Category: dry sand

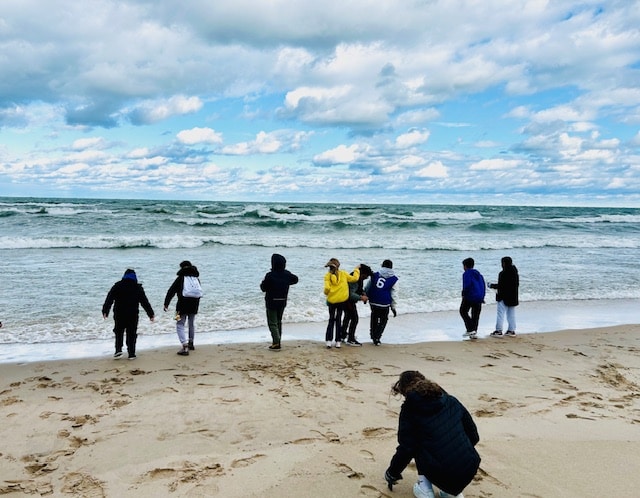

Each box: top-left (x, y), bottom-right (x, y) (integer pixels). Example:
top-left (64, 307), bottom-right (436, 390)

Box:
top-left (1, 325), bottom-right (639, 497)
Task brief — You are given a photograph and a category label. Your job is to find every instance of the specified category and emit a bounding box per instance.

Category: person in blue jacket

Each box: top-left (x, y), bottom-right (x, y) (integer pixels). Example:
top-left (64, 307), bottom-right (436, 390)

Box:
top-left (365, 259), bottom-right (398, 345)
top-left (459, 257), bottom-right (485, 339)
top-left (260, 253), bottom-right (299, 350)
top-left (384, 370), bottom-right (480, 498)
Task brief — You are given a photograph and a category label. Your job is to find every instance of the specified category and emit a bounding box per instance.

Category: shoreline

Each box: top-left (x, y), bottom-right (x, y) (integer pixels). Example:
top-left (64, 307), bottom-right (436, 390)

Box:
top-left (1, 325), bottom-right (639, 497)
top-left (1, 298), bottom-right (638, 364)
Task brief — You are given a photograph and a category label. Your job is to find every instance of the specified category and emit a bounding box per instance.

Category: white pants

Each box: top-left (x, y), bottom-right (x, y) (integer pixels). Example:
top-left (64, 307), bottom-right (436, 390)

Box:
top-left (176, 314), bottom-right (196, 345)
top-left (495, 300), bottom-right (516, 332)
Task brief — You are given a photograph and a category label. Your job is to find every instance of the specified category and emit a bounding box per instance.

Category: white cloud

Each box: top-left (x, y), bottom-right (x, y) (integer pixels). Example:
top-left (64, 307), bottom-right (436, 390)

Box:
top-left (177, 127), bottom-right (223, 145)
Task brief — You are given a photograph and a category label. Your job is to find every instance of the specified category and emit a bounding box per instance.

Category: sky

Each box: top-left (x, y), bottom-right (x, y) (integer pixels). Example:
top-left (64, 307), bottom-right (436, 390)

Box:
top-left (0, 1), bottom-right (639, 206)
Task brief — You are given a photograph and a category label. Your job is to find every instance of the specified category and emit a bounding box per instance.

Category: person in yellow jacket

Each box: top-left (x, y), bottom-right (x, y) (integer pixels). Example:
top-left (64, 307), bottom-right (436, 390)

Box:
top-left (324, 258), bottom-right (360, 349)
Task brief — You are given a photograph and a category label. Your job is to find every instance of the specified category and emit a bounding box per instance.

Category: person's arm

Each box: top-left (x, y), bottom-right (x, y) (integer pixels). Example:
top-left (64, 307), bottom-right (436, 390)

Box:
top-left (386, 405), bottom-right (415, 482)
top-left (102, 287), bottom-right (115, 318)
top-left (163, 278), bottom-right (179, 310)
top-left (139, 286), bottom-right (155, 321)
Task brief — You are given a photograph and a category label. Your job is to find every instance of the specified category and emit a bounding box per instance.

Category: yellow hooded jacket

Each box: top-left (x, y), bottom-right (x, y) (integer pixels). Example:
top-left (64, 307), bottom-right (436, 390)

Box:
top-left (324, 268), bottom-right (360, 304)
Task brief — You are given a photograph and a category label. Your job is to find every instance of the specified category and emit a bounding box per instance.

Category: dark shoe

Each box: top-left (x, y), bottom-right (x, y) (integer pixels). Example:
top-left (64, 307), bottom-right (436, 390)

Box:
top-left (505, 330), bottom-right (516, 336)
top-left (346, 340), bottom-right (362, 347)
top-left (114, 351), bottom-right (123, 359)
top-left (177, 349), bottom-right (189, 356)
top-left (188, 341), bottom-right (195, 350)
top-left (128, 355), bottom-right (137, 360)
top-left (268, 344), bottom-right (281, 350)
top-left (490, 330), bottom-right (503, 336)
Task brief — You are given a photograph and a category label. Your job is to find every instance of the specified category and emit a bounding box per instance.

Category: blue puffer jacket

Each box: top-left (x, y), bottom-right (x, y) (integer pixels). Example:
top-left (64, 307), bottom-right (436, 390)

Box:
top-left (388, 391), bottom-right (481, 496)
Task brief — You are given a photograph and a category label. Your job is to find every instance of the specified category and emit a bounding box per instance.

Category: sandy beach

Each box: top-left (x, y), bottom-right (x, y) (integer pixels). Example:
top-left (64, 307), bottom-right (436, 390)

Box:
top-left (1, 324), bottom-right (639, 497)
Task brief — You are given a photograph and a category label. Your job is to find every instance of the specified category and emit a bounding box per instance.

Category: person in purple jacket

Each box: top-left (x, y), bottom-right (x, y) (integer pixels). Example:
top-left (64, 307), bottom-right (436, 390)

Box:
top-left (384, 370), bottom-right (480, 498)
top-left (459, 257), bottom-right (485, 339)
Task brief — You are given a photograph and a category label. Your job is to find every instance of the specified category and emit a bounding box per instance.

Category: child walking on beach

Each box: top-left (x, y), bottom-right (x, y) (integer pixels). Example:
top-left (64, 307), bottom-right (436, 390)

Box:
top-left (384, 370), bottom-right (480, 498)
top-left (102, 268), bottom-right (155, 360)
top-left (459, 257), bottom-right (485, 339)
top-left (365, 259), bottom-right (398, 345)
top-left (164, 261), bottom-right (202, 356)
top-left (260, 253), bottom-right (299, 350)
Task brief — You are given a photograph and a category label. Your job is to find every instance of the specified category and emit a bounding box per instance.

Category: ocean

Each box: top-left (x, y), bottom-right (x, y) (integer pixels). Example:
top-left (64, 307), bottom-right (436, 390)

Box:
top-left (1, 197), bottom-right (639, 362)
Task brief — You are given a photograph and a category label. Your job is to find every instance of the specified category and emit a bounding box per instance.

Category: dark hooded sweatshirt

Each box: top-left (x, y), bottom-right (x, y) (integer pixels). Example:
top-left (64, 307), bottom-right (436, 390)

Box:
top-left (260, 254), bottom-right (299, 310)
top-left (388, 390), bottom-right (481, 496)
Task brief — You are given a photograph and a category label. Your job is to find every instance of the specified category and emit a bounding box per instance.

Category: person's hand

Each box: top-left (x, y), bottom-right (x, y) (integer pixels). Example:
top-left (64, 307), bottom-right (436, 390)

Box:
top-left (150, 316), bottom-right (155, 322)
top-left (384, 469), bottom-right (402, 491)
top-left (391, 307), bottom-right (397, 317)
top-left (163, 305), bottom-right (168, 312)
top-left (102, 313), bottom-right (107, 320)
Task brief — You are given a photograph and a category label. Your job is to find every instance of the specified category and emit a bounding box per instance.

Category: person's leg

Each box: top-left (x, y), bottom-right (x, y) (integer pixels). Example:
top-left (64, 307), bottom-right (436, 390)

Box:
top-left (125, 315), bottom-right (139, 358)
top-left (334, 303), bottom-right (344, 347)
top-left (276, 308), bottom-right (284, 342)
top-left (348, 307), bottom-right (359, 343)
top-left (506, 305), bottom-right (516, 333)
top-left (187, 314), bottom-right (196, 348)
top-left (459, 299), bottom-right (473, 332)
top-left (342, 302), bottom-right (354, 341)
top-left (470, 302), bottom-right (482, 333)
top-left (413, 475), bottom-right (435, 498)
top-left (176, 315), bottom-right (188, 349)
top-left (326, 303), bottom-right (338, 344)
top-left (375, 306), bottom-right (390, 342)
top-left (494, 300), bottom-right (506, 332)
top-left (113, 319), bottom-right (125, 356)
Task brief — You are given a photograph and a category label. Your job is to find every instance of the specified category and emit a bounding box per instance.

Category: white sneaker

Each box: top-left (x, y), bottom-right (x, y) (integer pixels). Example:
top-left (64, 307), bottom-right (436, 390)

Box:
top-left (462, 330), bottom-right (476, 337)
top-left (335, 341), bottom-right (341, 348)
top-left (413, 482), bottom-right (435, 498)
top-left (439, 491), bottom-right (464, 498)
top-left (326, 341), bottom-right (332, 349)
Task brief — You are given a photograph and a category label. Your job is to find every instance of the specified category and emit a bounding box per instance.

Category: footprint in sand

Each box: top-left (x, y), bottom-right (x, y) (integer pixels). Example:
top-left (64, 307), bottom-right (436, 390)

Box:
top-left (61, 472), bottom-right (106, 497)
top-left (359, 449), bottom-right (375, 461)
top-left (230, 454), bottom-right (266, 468)
top-left (360, 484), bottom-right (392, 497)
top-left (362, 427), bottom-right (394, 438)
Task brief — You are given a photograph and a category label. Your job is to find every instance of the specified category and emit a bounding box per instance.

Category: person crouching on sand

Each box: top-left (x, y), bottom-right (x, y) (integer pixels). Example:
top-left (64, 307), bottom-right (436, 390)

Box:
top-left (384, 370), bottom-right (480, 498)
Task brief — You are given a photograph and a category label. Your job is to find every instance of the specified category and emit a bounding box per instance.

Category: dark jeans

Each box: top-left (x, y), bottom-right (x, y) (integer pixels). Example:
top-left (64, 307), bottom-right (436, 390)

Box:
top-left (369, 305), bottom-right (390, 341)
top-left (342, 301), bottom-right (359, 342)
top-left (266, 307), bottom-right (284, 345)
top-left (325, 302), bottom-right (345, 342)
top-left (113, 314), bottom-right (139, 357)
top-left (459, 299), bottom-right (482, 333)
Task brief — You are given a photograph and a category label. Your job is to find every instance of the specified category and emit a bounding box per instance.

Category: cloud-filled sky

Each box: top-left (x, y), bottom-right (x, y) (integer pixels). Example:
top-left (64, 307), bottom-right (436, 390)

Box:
top-left (1, 1), bottom-right (639, 205)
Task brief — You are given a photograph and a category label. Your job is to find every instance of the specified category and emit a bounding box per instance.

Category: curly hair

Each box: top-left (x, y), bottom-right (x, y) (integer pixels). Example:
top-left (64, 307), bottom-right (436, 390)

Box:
top-left (391, 370), bottom-right (444, 399)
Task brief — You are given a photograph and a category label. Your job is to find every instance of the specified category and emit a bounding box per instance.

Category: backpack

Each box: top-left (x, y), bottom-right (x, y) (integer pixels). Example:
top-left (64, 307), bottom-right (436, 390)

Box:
top-left (182, 276), bottom-right (203, 298)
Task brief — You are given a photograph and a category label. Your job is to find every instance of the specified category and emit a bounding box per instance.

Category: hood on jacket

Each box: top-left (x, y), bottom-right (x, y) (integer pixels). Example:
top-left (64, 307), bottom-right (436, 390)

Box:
top-left (378, 267), bottom-right (396, 279)
top-left (177, 264), bottom-right (200, 277)
top-left (271, 253), bottom-right (286, 271)
top-left (122, 268), bottom-right (137, 282)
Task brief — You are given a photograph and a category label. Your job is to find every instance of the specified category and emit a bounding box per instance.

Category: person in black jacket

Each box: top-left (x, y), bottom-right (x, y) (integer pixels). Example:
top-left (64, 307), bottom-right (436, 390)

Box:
top-left (164, 261), bottom-right (201, 356)
top-left (385, 371), bottom-right (480, 498)
top-left (489, 256), bottom-right (519, 337)
top-left (260, 254), bottom-right (298, 350)
top-left (102, 268), bottom-right (155, 360)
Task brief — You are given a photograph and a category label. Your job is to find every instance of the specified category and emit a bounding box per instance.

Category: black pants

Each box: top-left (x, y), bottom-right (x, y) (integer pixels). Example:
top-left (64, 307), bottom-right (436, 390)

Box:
top-left (459, 299), bottom-right (482, 333)
top-left (113, 314), bottom-right (139, 357)
top-left (369, 305), bottom-right (390, 342)
top-left (325, 302), bottom-right (345, 342)
top-left (342, 301), bottom-right (359, 342)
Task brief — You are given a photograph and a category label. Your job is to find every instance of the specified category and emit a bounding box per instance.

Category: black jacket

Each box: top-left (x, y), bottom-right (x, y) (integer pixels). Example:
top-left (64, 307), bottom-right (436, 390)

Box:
top-left (388, 391), bottom-right (480, 496)
top-left (260, 254), bottom-right (299, 310)
top-left (492, 264), bottom-right (519, 306)
top-left (102, 278), bottom-right (154, 320)
top-left (164, 265), bottom-right (201, 314)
